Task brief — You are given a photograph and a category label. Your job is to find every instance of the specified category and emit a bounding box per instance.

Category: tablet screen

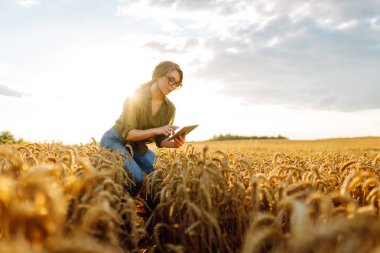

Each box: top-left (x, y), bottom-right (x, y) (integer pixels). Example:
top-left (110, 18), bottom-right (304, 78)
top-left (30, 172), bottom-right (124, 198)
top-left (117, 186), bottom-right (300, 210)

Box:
top-left (167, 125), bottom-right (199, 141)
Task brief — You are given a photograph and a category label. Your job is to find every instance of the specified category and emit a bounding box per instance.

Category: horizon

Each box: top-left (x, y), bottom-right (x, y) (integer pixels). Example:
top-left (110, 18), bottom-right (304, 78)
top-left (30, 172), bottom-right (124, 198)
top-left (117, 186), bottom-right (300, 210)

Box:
top-left (1, 0), bottom-right (380, 144)
top-left (2, 128), bottom-right (380, 145)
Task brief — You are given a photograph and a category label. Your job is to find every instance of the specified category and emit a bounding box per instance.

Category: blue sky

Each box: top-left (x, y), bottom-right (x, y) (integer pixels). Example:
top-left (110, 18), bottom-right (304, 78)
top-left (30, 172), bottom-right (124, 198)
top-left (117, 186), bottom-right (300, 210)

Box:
top-left (1, 0), bottom-right (380, 144)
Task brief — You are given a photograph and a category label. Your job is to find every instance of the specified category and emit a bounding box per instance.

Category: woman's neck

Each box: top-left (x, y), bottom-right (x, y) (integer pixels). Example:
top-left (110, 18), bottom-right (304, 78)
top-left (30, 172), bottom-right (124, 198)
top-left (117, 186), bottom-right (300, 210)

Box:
top-left (151, 82), bottom-right (165, 101)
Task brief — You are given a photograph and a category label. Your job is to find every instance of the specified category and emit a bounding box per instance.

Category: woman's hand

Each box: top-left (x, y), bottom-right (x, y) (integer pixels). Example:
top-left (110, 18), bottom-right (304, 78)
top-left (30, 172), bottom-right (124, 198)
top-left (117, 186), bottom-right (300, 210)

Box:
top-left (160, 135), bottom-right (186, 148)
top-left (155, 124), bottom-right (178, 137)
top-left (173, 135), bottom-right (185, 148)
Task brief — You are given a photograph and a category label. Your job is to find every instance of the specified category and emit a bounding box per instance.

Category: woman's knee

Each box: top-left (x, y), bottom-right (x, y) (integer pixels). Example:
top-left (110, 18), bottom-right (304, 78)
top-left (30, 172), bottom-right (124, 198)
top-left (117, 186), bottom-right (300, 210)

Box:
top-left (100, 127), bottom-right (125, 149)
top-left (135, 149), bottom-right (156, 174)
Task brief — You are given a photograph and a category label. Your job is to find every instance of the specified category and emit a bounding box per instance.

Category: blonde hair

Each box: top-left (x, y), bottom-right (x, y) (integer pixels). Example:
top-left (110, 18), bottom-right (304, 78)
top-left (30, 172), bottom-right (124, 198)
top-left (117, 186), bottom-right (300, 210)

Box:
top-left (137, 61), bottom-right (183, 91)
top-left (152, 61), bottom-right (183, 84)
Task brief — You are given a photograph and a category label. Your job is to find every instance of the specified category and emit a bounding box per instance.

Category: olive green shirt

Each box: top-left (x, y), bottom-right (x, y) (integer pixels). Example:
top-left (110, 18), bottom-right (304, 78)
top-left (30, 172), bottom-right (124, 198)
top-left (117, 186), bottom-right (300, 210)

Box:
top-left (114, 84), bottom-right (176, 154)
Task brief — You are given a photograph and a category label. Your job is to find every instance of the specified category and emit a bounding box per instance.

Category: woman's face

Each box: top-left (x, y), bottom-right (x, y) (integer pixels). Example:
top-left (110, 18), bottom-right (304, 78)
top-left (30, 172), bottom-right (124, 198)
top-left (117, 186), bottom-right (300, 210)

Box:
top-left (157, 69), bottom-right (181, 95)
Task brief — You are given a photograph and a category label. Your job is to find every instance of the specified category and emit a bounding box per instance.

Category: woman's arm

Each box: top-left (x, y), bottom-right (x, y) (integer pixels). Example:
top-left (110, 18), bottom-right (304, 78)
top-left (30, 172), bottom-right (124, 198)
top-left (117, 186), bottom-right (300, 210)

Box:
top-left (126, 124), bottom-right (178, 142)
top-left (126, 128), bottom-right (157, 141)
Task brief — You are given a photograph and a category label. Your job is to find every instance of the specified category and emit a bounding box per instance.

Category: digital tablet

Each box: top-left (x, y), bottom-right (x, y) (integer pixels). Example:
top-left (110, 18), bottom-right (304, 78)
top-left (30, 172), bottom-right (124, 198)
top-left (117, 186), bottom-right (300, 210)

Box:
top-left (167, 124), bottom-right (199, 141)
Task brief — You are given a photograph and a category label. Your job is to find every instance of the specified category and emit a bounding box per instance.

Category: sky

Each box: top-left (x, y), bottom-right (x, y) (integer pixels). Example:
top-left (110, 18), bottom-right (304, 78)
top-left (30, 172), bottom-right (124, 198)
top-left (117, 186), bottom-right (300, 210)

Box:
top-left (1, 0), bottom-right (380, 144)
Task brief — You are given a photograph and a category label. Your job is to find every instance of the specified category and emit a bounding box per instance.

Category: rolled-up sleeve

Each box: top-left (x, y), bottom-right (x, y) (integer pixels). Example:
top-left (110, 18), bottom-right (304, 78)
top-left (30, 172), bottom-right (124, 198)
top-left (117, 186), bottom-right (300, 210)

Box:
top-left (154, 135), bottom-right (166, 148)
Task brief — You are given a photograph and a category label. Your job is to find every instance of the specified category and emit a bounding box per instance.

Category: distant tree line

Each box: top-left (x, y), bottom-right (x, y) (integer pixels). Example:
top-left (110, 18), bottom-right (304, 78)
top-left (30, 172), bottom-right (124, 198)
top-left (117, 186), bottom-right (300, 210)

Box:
top-left (208, 134), bottom-right (288, 141)
top-left (0, 131), bottom-right (24, 144)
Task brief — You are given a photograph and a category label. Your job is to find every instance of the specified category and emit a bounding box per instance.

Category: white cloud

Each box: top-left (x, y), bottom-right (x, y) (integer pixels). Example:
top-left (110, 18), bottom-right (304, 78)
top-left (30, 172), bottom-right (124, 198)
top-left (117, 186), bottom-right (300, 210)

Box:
top-left (369, 17), bottom-right (380, 30)
top-left (116, 0), bottom-right (380, 111)
top-left (15, 0), bottom-right (41, 8)
top-left (116, 1), bottom-right (180, 32)
top-left (337, 20), bottom-right (359, 30)
top-left (120, 34), bottom-right (213, 72)
top-left (116, 0), bottom-right (263, 39)
top-left (267, 36), bottom-right (279, 47)
top-left (0, 82), bottom-right (25, 97)
top-left (288, 3), bottom-right (311, 23)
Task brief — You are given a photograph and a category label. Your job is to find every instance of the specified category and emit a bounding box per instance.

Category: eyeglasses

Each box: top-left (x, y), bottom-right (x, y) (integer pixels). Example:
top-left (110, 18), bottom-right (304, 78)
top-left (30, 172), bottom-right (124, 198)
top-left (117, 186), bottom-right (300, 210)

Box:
top-left (166, 76), bottom-right (182, 89)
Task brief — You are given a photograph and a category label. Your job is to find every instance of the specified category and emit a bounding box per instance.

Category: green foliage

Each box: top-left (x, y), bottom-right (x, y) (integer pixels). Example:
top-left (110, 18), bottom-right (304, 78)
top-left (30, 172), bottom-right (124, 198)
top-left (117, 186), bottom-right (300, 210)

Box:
top-left (208, 133), bottom-right (288, 141)
top-left (0, 131), bottom-right (24, 144)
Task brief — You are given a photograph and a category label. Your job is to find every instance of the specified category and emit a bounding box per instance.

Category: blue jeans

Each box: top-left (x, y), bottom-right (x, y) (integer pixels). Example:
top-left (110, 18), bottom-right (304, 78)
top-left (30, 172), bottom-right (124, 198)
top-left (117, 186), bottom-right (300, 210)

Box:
top-left (100, 127), bottom-right (156, 195)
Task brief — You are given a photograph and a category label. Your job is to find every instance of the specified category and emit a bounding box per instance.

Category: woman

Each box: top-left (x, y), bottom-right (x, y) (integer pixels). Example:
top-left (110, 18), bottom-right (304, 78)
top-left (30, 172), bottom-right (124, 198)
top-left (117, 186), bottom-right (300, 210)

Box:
top-left (100, 61), bottom-right (185, 196)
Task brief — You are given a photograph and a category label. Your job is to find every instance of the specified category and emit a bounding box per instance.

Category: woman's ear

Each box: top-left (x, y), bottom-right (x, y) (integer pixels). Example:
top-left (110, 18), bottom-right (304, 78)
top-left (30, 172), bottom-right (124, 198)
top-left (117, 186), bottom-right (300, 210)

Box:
top-left (155, 76), bottom-right (165, 83)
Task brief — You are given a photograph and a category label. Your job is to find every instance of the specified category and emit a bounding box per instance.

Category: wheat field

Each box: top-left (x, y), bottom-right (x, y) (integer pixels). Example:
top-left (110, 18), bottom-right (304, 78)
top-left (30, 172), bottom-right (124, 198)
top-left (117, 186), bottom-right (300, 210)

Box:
top-left (1, 137), bottom-right (380, 252)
